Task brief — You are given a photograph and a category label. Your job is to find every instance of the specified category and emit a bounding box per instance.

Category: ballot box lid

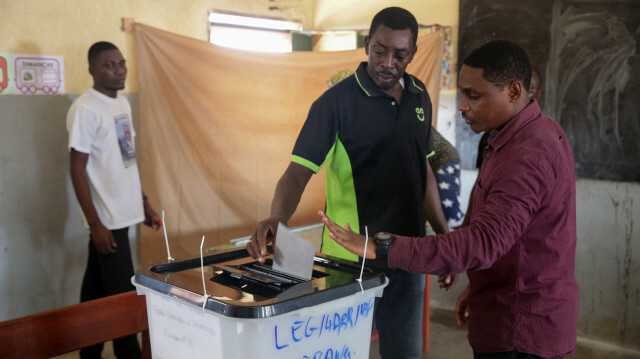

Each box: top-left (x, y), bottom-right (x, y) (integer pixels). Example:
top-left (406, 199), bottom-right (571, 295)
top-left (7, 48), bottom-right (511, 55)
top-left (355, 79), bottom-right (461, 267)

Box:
top-left (134, 247), bottom-right (387, 319)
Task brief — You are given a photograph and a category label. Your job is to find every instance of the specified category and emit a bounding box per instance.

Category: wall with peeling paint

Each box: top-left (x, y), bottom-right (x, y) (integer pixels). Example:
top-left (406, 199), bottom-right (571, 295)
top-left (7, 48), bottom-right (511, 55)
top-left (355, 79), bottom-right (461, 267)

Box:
top-left (574, 179), bottom-right (640, 349)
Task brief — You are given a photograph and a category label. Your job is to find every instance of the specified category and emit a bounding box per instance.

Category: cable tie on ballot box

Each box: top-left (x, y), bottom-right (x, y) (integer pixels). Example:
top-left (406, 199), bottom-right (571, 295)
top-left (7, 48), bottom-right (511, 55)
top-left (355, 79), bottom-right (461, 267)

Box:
top-left (200, 235), bottom-right (211, 310)
top-left (355, 226), bottom-right (369, 293)
top-left (162, 210), bottom-right (175, 263)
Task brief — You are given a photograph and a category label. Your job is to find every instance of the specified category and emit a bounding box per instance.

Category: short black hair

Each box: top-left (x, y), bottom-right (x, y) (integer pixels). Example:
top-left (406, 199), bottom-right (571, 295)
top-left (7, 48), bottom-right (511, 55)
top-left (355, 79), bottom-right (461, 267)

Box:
top-left (88, 41), bottom-right (119, 66)
top-left (369, 7), bottom-right (418, 46)
top-left (463, 40), bottom-right (532, 90)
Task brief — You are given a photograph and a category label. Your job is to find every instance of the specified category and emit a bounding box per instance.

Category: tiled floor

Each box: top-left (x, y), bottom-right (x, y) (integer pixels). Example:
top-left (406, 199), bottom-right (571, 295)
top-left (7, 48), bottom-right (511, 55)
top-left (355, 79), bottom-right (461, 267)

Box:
top-left (53, 309), bottom-right (639, 359)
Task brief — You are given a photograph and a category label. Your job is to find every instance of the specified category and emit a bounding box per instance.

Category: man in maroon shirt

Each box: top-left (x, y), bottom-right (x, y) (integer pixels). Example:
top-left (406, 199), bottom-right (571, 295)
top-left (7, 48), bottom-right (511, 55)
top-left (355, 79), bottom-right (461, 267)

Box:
top-left (319, 40), bottom-right (578, 359)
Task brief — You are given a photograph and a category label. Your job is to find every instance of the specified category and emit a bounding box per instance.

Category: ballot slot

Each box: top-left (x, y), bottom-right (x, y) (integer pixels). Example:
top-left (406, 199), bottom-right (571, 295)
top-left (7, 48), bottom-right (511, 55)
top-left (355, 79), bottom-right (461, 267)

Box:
top-left (149, 247), bottom-right (249, 274)
top-left (211, 258), bottom-right (328, 297)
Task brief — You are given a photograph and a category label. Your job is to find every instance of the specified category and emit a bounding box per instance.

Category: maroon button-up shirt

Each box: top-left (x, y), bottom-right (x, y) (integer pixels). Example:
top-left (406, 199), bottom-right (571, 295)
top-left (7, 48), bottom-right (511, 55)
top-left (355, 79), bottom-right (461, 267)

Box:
top-left (389, 100), bottom-right (578, 358)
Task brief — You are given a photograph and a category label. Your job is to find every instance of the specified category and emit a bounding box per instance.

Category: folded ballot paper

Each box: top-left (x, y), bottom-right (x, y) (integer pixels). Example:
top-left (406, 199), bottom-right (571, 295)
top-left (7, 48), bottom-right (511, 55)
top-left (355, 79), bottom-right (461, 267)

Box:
top-left (272, 222), bottom-right (315, 280)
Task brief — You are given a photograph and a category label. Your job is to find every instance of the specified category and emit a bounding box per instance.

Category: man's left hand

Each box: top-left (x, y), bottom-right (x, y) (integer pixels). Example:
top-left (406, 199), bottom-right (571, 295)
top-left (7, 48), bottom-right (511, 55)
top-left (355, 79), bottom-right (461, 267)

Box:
top-left (143, 201), bottom-right (162, 231)
top-left (318, 210), bottom-right (376, 259)
top-left (438, 274), bottom-right (457, 291)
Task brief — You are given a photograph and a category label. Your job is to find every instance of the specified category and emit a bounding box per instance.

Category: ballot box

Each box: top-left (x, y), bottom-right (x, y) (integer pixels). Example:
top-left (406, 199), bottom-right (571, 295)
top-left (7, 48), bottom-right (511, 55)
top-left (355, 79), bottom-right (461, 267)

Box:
top-left (133, 248), bottom-right (388, 358)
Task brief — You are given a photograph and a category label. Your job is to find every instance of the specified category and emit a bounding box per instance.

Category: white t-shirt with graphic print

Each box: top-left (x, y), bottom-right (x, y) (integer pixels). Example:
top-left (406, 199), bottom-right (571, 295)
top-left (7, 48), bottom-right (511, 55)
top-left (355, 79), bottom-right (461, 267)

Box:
top-left (67, 88), bottom-right (144, 230)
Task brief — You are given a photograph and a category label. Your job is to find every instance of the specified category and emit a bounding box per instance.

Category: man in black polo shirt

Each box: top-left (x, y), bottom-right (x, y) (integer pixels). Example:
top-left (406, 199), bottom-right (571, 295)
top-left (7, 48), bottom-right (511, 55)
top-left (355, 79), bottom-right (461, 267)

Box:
top-left (247, 7), bottom-right (449, 358)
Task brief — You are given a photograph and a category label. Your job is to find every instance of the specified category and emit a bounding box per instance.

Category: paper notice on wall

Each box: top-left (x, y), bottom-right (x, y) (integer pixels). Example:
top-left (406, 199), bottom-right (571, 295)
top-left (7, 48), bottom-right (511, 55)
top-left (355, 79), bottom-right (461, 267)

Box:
top-left (273, 222), bottom-right (315, 280)
top-left (6, 54), bottom-right (65, 95)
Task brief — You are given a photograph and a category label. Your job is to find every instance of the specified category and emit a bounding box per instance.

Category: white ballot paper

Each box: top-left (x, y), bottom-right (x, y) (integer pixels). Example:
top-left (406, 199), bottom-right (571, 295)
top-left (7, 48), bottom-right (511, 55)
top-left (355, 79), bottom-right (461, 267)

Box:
top-left (272, 222), bottom-right (315, 280)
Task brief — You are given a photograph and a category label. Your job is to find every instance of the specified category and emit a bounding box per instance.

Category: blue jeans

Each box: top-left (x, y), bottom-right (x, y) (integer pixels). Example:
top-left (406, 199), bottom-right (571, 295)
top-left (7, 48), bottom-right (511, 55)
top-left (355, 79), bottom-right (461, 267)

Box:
top-left (375, 268), bottom-right (425, 359)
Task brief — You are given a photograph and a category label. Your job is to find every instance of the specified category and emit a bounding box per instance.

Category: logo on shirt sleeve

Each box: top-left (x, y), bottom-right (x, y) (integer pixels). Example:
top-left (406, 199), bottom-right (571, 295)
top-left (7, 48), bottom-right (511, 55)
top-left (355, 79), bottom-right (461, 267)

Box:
top-left (416, 107), bottom-right (425, 122)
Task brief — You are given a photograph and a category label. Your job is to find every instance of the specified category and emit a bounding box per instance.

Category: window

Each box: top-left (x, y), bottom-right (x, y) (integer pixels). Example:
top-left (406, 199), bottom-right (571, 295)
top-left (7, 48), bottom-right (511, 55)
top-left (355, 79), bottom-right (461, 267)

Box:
top-left (209, 11), bottom-right (303, 53)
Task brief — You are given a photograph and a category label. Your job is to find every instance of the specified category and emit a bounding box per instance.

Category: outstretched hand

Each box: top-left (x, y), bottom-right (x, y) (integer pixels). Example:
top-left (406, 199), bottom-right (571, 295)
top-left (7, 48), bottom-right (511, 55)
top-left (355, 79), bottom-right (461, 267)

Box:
top-left (318, 210), bottom-right (376, 259)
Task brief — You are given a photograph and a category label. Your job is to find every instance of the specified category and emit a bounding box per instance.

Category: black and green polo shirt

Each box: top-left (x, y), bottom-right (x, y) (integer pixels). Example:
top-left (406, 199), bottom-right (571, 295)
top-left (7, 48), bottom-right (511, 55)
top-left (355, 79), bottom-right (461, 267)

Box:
top-left (292, 62), bottom-right (434, 261)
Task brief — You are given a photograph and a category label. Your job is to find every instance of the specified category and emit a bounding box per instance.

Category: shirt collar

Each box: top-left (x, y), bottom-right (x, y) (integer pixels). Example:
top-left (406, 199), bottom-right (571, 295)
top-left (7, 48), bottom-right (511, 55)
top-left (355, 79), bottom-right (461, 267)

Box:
top-left (89, 87), bottom-right (120, 103)
top-left (489, 100), bottom-right (541, 151)
top-left (353, 62), bottom-right (423, 98)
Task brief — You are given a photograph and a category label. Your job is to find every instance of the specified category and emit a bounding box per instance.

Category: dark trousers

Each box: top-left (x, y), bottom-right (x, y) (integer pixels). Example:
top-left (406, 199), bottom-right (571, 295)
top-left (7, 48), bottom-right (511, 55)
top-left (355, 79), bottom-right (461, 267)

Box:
top-left (474, 351), bottom-right (551, 359)
top-left (375, 268), bottom-right (425, 359)
top-left (80, 227), bottom-right (141, 359)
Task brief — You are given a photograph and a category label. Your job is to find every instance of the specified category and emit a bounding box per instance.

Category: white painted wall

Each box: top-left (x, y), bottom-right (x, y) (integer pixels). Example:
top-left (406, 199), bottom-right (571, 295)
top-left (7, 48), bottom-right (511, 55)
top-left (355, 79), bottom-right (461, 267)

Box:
top-left (0, 95), bottom-right (142, 319)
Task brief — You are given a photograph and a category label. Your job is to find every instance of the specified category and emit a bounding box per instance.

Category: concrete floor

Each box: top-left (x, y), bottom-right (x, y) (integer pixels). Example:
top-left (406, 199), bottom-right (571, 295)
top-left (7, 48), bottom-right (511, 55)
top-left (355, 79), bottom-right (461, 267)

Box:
top-left (54, 308), bottom-right (639, 359)
top-left (369, 308), bottom-right (640, 359)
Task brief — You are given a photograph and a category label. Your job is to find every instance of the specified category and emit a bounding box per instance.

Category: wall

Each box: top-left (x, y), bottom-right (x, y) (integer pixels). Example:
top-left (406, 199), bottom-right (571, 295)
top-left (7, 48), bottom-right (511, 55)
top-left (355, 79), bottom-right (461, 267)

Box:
top-left (0, 93), bottom-right (139, 317)
top-left (1, 0), bottom-right (316, 95)
top-left (313, 0), bottom-right (458, 31)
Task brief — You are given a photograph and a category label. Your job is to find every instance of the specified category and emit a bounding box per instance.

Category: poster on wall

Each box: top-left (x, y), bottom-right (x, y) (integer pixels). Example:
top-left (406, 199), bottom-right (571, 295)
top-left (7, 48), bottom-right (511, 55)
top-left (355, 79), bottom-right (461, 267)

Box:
top-left (5, 54), bottom-right (66, 95)
top-left (0, 54), bottom-right (13, 94)
top-left (440, 26), bottom-right (453, 90)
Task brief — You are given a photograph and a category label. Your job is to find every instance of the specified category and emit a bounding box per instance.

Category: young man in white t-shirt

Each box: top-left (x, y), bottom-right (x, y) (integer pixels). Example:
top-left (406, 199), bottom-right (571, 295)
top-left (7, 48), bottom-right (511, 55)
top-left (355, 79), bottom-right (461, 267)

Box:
top-left (67, 41), bottom-right (161, 359)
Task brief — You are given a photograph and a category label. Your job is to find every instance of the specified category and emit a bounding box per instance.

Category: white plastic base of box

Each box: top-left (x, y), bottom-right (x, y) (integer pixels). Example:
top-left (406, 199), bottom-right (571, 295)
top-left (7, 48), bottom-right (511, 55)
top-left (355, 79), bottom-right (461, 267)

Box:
top-left (134, 280), bottom-right (387, 359)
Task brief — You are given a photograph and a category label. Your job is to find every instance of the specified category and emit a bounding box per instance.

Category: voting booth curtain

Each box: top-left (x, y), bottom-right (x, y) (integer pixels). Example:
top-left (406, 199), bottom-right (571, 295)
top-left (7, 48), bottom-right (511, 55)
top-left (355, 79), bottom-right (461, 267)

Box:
top-left (134, 23), bottom-right (443, 263)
